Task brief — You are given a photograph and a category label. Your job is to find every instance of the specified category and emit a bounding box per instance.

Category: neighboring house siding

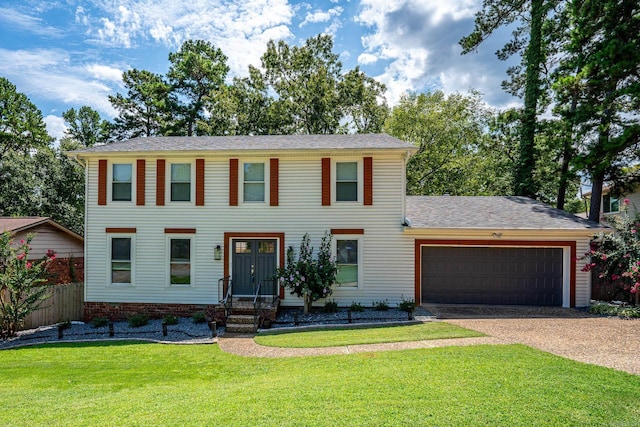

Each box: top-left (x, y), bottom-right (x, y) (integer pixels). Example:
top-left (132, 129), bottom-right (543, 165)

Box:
top-left (574, 236), bottom-right (592, 307)
top-left (13, 224), bottom-right (83, 259)
top-left (84, 154), bottom-right (414, 307)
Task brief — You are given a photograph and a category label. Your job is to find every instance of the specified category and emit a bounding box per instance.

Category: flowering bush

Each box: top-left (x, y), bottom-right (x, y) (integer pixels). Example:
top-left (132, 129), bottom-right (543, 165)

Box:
top-left (582, 198), bottom-right (640, 305)
top-left (275, 232), bottom-right (337, 314)
top-left (0, 232), bottom-right (56, 338)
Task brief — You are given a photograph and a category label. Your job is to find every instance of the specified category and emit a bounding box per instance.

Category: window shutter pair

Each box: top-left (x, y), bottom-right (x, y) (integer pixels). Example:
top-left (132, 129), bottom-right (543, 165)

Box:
top-left (155, 159), bottom-right (205, 206)
top-left (97, 159), bottom-right (147, 206)
top-left (229, 158), bottom-right (279, 206)
top-left (321, 157), bottom-right (373, 206)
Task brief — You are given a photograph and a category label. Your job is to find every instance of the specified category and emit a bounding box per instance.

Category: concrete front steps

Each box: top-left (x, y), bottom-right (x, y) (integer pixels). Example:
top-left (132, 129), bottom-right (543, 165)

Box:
top-left (220, 298), bottom-right (280, 334)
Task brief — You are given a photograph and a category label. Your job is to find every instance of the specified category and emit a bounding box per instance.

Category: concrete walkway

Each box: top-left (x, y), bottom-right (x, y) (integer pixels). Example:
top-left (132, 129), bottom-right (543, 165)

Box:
top-left (218, 317), bottom-right (640, 376)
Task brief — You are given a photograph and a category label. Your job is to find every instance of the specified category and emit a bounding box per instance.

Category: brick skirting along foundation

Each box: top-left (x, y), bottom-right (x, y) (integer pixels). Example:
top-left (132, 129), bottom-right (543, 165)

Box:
top-left (84, 302), bottom-right (217, 322)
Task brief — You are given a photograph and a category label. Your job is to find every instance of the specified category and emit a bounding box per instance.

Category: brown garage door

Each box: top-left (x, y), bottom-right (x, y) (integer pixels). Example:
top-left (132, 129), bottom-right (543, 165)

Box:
top-left (421, 246), bottom-right (563, 306)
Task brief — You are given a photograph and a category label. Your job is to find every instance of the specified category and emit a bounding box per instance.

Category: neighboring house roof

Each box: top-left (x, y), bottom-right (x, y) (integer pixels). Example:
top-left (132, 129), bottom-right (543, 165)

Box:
top-left (68, 134), bottom-right (418, 156)
top-left (405, 196), bottom-right (606, 230)
top-left (0, 217), bottom-right (84, 241)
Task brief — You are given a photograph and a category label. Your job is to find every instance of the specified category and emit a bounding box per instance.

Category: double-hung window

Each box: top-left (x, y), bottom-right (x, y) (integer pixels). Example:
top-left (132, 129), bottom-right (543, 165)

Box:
top-left (171, 163), bottom-right (191, 202)
top-left (243, 162), bottom-right (265, 202)
top-left (336, 162), bottom-right (358, 202)
top-left (169, 238), bottom-right (192, 285)
top-left (603, 195), bottom-right (619, 213)
top-left (111, 237), bottom-right (133, 285)
top-left (112, 164), bottom-right (132, 201)
top-left (336, 238), bottom-right (360, 287)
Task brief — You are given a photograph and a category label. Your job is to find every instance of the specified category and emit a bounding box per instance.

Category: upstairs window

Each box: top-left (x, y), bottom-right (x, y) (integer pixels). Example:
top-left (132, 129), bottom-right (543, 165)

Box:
top-left (112, 164), bottom-right (132, 201)
top-left (336, 162), bottom-right (358, 202)
top-left (603, 195), bottom-right (619, 213)
top-left (171, 163), bottom-right (191, 202)
top-left (243, 162), bottom-right (265, 202)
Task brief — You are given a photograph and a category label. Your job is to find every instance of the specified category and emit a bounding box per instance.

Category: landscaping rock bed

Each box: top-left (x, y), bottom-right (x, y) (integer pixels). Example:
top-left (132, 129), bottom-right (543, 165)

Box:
top-left (271, 306), bottom-right (435, 328)
top-left (1, 318), bottom-right (216, 349)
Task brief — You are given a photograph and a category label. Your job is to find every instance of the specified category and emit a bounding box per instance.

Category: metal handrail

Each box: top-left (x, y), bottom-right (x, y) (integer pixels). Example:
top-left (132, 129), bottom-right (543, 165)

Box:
top-left (253, 280), bottom-right (263, 330)
top-left (219, 276), bottom-right (232, 320)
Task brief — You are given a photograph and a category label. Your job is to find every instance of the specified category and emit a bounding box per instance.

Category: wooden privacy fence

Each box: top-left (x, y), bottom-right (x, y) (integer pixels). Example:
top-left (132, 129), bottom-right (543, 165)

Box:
top-left (21, 282), bottom-right (84, 330)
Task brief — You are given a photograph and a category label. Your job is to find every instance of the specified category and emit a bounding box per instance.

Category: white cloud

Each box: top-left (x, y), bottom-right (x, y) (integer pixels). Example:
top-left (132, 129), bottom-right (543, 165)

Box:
top-left (300, 7), bottom-right (343, 27)
top-left (44, 115), bottom-right (67, 144)
top-left (357, 53), bottom-right (378, 65)
top-left (0, 7), bottom-right (64, 37)
top-left (86, 64), bottom-right (124, 83)
top-left (80, 0), bottom-right (295, 76)
top-left (0, 48), bottom-right (118, 118)
top-left (355, 0), bottom-right (520, 108)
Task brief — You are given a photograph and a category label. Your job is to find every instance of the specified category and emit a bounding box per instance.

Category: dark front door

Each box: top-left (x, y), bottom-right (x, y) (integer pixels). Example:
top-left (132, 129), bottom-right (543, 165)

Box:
top-left (232, 239), bottom-right (277, 295)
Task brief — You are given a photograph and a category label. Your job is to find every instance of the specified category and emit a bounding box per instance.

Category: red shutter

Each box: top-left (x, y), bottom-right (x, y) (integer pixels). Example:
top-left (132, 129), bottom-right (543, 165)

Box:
top-left (229, 158), bottom-right (238, 206)
top-left (364, 157), bottom-right (373, 206)
top-left (321, 157), bottom-right (331, 206)
top-left (270, 158), bottom-right (279, 206)
top-left (98, 159), bottom-right (107, 205)
top-left (156, 159), bottom-right (165, 206)
top-left (196, 159), bottom-right (205, 206)
top-left (136, 159), bottom-right (145, 206)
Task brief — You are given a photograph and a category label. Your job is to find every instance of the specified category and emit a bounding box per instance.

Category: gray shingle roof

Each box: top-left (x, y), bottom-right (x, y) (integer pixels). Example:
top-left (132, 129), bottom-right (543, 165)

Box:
top-left (406, 196), bottom-right (606, 230)
top-left (70, 134), bottom-right (417, 154)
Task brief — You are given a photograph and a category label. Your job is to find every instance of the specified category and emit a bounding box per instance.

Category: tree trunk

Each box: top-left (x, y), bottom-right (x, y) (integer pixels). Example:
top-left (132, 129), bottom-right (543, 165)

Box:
top-left (514, 0), bottom-right (544, 199)
top-left (556, 97), bottom-right (578, 210)
top-left (588, 172), bottom-right (605, 223)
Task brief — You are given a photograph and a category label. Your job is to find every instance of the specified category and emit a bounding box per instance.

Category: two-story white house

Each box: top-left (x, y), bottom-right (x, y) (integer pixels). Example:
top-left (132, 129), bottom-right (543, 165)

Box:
top-left (70, 134), bottom-right (604, 320)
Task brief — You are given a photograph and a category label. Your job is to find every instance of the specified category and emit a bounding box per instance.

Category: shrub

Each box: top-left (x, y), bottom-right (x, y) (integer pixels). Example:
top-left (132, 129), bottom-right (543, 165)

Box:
top-left (588, 302), bottom-right (619, 316)
top-left (373, 300), bottom-right (390, 311)
top-left (349, 301), bottom-right (365, 312)
top-left (618, 306), bottom-right (640, 319)
top-left (324, 300), bottom-right (339, 313)
top-left (90, 317), bottom-right (109, 328)
top-left (275, 232), bottom-right (338, 314)
top-left (582, 200), bottom-right (640, 305)
top-left (127, 313), bottom-right (149, 328)
top-left (192, 311), bottom-right (207, 324)
top-left (163, 315), bottom-right (179, 325)
top-left (0, 232), bottom-right (56, 337)
top-left (398, 296), bottom-right (416, 312)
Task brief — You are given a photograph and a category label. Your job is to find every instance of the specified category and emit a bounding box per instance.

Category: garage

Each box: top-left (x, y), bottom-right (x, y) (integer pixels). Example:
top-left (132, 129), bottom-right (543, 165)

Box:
top-left (421, 246), bottom-right (564, 306)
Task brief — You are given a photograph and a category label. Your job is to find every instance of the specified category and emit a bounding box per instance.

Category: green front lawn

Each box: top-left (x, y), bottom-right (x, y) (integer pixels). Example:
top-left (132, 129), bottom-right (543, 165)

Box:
top-left (1, 342), bottom-right (639, 426)
top-left (255, 322), bottom-right (484, 347)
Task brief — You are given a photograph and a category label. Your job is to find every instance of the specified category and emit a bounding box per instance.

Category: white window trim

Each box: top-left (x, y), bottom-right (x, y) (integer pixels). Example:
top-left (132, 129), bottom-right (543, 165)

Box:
top-left (333, 235), bottom-right (363, 289)
top-left (107, 233), bottom-right (136, 287)
top-left (239, 160), bottom-right (270, 204)
top-left (166, 234), bottom-right (195, 287)
top-left (108, 161), bottom-right (136, 203)
top-left (331, 158), bottom-right (363, 204)
top-left (603, 194), bottom-right (620, 214)
top-left (166, 160), bottom-right (196, 204)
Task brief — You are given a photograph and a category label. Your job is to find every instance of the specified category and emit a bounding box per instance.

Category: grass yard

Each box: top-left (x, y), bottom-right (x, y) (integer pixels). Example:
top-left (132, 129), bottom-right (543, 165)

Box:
top-left (1, 342), bottom-right (639, 426)
top-left (255, 322), bottom-right (484, 347)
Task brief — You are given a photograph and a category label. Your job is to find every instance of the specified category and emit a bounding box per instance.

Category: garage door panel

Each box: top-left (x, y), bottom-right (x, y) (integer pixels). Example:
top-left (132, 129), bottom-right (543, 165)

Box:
top-left (421, 246), bottom-right (563, 306)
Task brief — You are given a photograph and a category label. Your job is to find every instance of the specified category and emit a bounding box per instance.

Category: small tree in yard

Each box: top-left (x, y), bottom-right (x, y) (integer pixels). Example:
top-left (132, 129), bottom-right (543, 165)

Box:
top-left (0, 232), bottom-right (56, 338)
top-left (582, 199), bottom-right (640, 305)
top-left (275, 232), bottom-right (337, 314)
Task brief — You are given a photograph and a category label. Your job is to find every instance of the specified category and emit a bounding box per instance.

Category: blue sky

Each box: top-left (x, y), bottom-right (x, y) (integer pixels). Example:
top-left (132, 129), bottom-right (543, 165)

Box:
top-left (0, 0), bottom-right (520, 141)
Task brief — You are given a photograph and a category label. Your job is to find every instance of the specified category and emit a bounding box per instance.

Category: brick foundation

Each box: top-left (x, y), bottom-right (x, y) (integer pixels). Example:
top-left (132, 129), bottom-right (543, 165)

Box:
top-left (84, 302), bottom-right (217, 322)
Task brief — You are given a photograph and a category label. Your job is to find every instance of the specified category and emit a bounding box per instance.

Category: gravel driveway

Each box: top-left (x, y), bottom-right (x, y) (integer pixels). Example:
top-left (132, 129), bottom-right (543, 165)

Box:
top-left (445, 317), bottom-right (640, 375)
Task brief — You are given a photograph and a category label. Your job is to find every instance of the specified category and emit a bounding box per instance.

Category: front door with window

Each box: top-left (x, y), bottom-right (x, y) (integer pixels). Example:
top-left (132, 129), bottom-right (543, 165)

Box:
top-left (232, 239), bottom-right (277, 296)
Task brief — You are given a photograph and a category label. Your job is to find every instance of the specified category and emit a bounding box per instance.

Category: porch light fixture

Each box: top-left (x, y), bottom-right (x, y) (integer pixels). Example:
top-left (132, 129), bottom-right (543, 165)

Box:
top-left (214, 245), bottom-right (222, 260)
